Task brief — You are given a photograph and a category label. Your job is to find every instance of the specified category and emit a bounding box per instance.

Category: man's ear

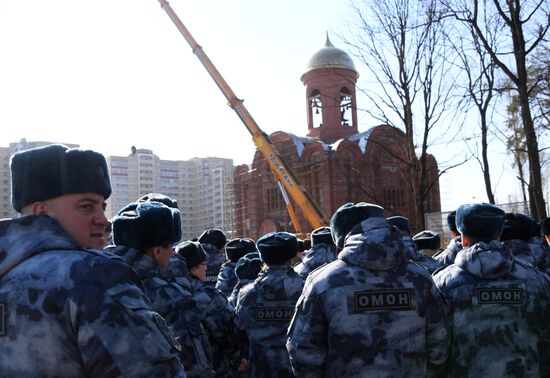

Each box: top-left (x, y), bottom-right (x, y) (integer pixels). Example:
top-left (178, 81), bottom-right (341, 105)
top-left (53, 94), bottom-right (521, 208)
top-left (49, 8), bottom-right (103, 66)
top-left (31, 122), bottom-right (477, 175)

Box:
top-left (146, 246), bottom-right (161, 258)
top-left (461, 234), bottom-right (469, 248)
top-left (31, 202), bottom-right (49, 216)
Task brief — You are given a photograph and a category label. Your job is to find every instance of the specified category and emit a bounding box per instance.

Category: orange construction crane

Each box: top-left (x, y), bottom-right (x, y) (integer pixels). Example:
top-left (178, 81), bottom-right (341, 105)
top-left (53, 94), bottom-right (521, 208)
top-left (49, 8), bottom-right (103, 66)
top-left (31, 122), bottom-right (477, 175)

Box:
top-left (157, 0), bottom-right (329, 233)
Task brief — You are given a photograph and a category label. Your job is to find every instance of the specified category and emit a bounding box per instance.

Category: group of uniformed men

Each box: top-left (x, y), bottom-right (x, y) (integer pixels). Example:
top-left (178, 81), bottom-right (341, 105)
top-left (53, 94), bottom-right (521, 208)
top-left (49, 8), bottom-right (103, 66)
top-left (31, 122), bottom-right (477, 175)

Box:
top-left (0, 144), bottom-right (548, 377)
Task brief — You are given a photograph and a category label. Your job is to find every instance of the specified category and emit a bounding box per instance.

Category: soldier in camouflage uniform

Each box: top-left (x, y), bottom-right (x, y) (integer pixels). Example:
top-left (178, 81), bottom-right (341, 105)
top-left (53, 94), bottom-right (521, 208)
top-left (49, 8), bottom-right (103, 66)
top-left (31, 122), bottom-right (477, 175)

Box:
top-left (294, 226), bottom-right (337, 280)
top-left (433, 203), bottom-right (550, 377)
top-left (235, 232), bottom-right (304, 377)
top-left (216, 238), bottom-right (257, 297)
top-left (387, 216), bottom-right (442, 273)
top-left (110, 199), bottom-right (214, 378)
top-left (500, 213), bottom-right (539, 267)
top-left (0, 144), bottom-right (184, 377)
top-left (176, 241), bottom-right (241, 376)
top-left (199, 229), bottom-right (227, 286)
top-left (287, 203), bottom-right (449, 377)
top-left (433, 210), bottom-right (463, 266)
top-left (227, 252), bottom-right (262, 308)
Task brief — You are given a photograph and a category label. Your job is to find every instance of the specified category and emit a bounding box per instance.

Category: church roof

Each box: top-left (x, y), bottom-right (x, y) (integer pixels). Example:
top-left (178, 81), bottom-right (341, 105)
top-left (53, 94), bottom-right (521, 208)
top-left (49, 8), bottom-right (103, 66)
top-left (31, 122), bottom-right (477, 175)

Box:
top-left (286, 133), bottom-right (329, 158)
top-left (304, 35), bottom-right (356, 75)
top-left (345, 128), bottom-right (376, 153)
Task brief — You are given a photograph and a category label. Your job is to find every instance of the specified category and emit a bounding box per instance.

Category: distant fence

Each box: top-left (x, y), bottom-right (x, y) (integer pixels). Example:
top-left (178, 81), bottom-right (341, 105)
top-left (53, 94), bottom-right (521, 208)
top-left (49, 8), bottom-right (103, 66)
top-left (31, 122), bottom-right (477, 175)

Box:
top-left (424, 202), bottom-right (532, 247)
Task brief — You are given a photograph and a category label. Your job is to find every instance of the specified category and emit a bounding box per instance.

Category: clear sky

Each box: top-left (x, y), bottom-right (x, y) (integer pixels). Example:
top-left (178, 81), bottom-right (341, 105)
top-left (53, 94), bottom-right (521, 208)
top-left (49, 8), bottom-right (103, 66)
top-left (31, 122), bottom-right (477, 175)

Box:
top-left (0, 0), bottom-right (529, 212)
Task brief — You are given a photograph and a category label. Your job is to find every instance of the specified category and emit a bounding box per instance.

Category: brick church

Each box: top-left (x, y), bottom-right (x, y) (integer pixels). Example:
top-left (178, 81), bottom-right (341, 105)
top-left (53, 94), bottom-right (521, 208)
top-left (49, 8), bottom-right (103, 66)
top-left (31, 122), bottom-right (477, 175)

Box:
top-left (233, 36), bottom-right (441, 239)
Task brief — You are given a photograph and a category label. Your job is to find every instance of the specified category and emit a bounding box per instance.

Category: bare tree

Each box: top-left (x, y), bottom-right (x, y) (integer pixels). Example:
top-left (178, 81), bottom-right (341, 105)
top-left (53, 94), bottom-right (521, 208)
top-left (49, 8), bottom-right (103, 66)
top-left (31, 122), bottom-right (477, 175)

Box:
top-left (444, 0), bottom-right (549, 219)
top-left (450, 7), bottom-right (501, 203)
top-left (343, 0), bottom-right (457, 229)
top-left (506, 95), bottom-right (530, 204)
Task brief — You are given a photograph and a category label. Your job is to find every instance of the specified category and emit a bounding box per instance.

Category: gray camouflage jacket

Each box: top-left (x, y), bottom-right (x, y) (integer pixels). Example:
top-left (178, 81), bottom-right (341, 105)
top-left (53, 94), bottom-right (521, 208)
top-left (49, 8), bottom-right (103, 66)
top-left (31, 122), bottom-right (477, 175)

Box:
top-left (529, 237), bottom-right (550, 274)
top-left (287, 217), bottom-right (449, 377)
top-left (402, 235), bottom-right (442, 274)
top-left (433, 241), bottom-right (550, 377)
top-left (235, 265), bottom-right (304, 377)
top-left (203, 243), bottom-right (226, 286)
top-left (109, 245), bottom-right (214, 378)
top-left (502, 239), bottom-right (538, 267)
top-left (294, 243), bottom-right (338, 280)
top-left (216, 261), bottom-right (238, 297)
top-left (228, 277), bottom-right (254, 309)
top-left (189, 275), bottom-right (241, 376)
top-left (0, 216), bottom-right (184, 377)
top-left (433, 236), bottom-right (462, 266)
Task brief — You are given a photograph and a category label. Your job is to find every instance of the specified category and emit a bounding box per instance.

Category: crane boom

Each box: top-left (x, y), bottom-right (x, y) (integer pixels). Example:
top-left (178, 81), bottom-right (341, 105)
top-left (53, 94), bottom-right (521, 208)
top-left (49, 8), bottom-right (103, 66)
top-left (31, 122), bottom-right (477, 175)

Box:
top-left (157, 0), bottom-right (328, 230)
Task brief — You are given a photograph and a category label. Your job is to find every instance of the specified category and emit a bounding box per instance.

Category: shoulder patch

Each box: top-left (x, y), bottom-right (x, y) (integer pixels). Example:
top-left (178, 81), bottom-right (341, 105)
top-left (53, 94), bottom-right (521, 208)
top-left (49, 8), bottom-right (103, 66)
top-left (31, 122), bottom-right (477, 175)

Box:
top-left (477, 288), bottom-right (524, 304)
top-left (254, 307), bottom-right (294, 321)
top-left (353, 289), bottom-right (414, 311)
top-left (0, 302), bottom-right (6, 336)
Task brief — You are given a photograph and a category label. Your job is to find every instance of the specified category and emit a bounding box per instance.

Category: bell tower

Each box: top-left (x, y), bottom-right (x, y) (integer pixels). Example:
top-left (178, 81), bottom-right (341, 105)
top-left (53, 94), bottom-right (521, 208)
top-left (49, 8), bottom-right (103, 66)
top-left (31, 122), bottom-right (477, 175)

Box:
top-left (301, 35), bottom-right (359, 143)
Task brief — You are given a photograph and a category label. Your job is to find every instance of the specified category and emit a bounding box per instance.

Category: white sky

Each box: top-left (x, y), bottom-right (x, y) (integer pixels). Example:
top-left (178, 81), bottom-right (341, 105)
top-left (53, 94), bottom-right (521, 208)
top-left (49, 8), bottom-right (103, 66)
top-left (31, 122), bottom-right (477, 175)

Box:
top-left (0, 0), bottom-right (530, 212)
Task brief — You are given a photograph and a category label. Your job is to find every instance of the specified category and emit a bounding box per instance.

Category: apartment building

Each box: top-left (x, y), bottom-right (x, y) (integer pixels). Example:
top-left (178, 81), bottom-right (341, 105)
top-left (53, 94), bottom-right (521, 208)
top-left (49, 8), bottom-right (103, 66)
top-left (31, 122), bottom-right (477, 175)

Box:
top-left (0, 139), bottom-right (79, 219)
top-left (106, 147), bottom-right (235, 240)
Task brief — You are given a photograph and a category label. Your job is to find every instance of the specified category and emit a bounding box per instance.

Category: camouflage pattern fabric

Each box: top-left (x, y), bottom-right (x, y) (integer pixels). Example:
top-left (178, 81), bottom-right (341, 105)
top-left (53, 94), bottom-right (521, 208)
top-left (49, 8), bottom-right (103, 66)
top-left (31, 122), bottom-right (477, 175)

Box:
top-left (433, 240), bottom-right (550, 377)
top-left (188, 275), bottom-right (241, 377)
top-left (502, 239), bottom-right (538, 267)
top-left (216, 261), bottom-right (238, 297)
top-left (235, 266), bottom-right (304, 377)
top-left (202, 243), bottom-right (226, 287)
top-left (433, 236), bottom-right (462, 267)
top-left (287, 217), bottom-right (449, 377)
top-left (228, 278), bottom-right (254, 309)
top-left (529, 236), bottom-right (550, 274)
top-left (109, 245), bottom-right (214, 378)
top-left (294, 243), bottom-right (338, 280)
top-left (0, 216), bottom-right (184, 377)
top-left (401, 235), bottom-right (442, 274)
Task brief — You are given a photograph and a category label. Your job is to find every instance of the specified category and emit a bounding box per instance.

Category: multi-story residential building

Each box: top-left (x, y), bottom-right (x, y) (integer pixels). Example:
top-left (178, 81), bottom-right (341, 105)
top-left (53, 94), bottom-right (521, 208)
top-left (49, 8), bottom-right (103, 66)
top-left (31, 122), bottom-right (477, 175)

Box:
top-left (1, 141), bottom-right (235, 241)
top-left (0, 139), bottom-right (79, 219)
top-left (106, 147), bottom-right (235, 240)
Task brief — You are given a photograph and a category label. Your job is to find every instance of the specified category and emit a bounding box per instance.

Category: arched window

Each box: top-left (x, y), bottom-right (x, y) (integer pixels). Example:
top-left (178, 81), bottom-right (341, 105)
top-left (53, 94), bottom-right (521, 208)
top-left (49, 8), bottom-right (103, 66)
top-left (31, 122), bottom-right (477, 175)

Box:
top-left (309, 89), bottom-right (322, 128)
top-left (340, 87), bottom-right (352, 127)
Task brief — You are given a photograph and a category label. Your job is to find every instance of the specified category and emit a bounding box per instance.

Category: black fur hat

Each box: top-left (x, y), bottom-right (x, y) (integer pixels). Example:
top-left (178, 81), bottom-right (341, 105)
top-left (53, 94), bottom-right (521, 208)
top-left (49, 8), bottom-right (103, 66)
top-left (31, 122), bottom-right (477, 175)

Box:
top-left (456, 203), bottom-right (505, 241)
top-left (138, 193), bottom-right (179, 209)
top-left (176, 241), bottom-right (206, 270)
top-left (447, 211), bottom-right (458, 233)
top-left (387, 216), bottom-right (411, 235)
top-left (225, 238), bottom-right (257, 262)
top-left (412, 230), bottom-right (441, 250)
top-left (257, 232), bottom-right (298, 265)
top-left (10, 144), bottom-right (111, 212)
top-left (330, 202), bottom-right (385, 248)
top-left (311, 226), bottom-right (333, 247)
top-left (112, 201), bottom-right (182, 249)
top-left (500, 213), bottom-right (534, 242)
top-left (235, 253), bottom-right (263, 281)
top-left (198, 229), bottom-right (227, 250)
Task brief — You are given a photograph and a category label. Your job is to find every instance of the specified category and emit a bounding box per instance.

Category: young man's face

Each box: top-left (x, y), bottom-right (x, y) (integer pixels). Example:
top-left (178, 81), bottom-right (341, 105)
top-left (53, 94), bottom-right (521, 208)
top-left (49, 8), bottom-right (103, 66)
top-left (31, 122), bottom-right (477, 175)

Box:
top-left (43, 192), bottom-right (108, 249)
top-left (190, 261), bottom-right (207, 281)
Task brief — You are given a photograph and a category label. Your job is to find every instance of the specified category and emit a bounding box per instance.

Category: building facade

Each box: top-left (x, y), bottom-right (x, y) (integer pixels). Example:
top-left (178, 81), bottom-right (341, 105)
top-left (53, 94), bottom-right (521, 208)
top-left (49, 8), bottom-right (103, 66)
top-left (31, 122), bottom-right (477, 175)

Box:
top-left (106, 148), bottom-right (235, 240)
top-left (1, 141), bottom-right (235, 241)
top-left (233, 37), bottom-right (441, 239)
